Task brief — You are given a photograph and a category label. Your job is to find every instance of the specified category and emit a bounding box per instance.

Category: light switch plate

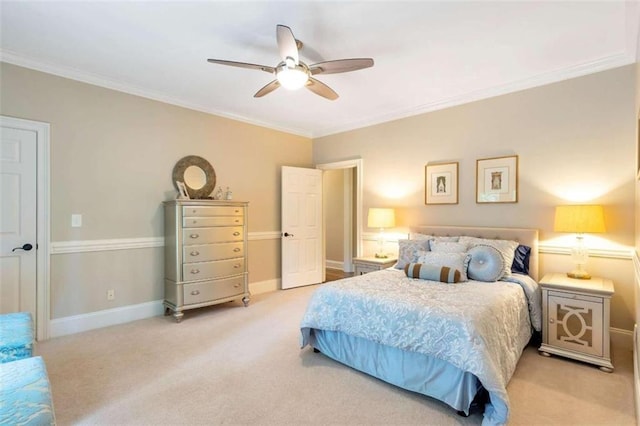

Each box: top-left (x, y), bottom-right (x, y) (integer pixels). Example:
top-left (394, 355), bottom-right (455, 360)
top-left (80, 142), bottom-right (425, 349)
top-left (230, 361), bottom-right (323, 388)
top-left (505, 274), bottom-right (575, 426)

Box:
top-left (71, 214), bottom-right (82, 227)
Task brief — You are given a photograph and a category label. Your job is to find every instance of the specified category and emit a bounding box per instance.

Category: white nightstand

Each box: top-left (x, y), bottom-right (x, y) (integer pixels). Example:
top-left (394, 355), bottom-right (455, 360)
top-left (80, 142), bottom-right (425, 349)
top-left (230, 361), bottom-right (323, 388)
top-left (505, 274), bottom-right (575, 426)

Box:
top-left (353, 256), bottom-right (397, 275)
top-left (538, 273), bottom-right (614, 372)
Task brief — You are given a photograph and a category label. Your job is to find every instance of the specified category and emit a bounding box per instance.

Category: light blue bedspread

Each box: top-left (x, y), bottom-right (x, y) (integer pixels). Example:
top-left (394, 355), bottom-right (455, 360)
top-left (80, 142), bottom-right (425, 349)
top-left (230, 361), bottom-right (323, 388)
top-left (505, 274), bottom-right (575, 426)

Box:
top-left (300, 268), bottom-right (541, 426)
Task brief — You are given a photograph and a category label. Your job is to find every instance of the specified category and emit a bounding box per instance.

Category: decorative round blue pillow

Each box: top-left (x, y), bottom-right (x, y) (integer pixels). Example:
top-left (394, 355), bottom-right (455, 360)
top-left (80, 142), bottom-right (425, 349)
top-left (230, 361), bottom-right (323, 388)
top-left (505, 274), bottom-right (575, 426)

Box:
top-left (467, 245), bottom-right (504, 282)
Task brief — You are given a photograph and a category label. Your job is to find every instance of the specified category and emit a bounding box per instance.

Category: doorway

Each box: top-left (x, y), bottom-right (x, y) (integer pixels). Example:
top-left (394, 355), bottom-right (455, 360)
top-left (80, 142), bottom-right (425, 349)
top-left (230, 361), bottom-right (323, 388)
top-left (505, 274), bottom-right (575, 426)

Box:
top-left (317, 159), bottom-right (363, 276)
top-left (0, 116), bottom-right (50, 340)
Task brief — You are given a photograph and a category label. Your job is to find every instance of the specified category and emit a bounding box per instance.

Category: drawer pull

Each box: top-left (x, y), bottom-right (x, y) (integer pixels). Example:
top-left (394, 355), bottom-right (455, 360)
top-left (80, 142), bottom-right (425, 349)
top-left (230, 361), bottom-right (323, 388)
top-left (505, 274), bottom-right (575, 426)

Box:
top-left (191, 290), bottom-right (200, 296)
top-left (192, 220), bottom-right (198, 224)
top-left (190, 251), bottom-right (200, 256)
top-left (235, 219), bottom-right (240, 223)
top-left (190, 269), bottom-right (200, 274)
top-left (235, 210), bottom-right (239, 213)
top-left (549, 318), bottom-right (555, 324)
top-left (233, 232), bottom-right (240, 236)
top-left (234, 283), bottom-right (241, 288)
top-left (234, 264), bottom-right (241, 269)
top-left (233, 248), bottom-right (241, 252)
top-left (192, 209), bottom-right (197, 213)
top-left (190, 234), bottom-right (199, 239)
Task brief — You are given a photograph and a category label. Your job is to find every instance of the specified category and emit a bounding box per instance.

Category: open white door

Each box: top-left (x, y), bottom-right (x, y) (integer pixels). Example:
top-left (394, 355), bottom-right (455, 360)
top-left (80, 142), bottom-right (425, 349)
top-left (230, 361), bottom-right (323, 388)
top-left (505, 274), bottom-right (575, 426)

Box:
top-left (0, 124), bottom-right (38, 317)
top-left (281, 166), bottom-right (323, 289)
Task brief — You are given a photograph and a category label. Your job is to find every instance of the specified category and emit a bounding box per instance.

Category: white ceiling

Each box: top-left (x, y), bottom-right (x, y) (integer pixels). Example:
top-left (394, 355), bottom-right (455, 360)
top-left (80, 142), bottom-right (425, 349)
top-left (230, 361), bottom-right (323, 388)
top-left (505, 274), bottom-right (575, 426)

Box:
top-left (1, 1), bottom-right (638, 138)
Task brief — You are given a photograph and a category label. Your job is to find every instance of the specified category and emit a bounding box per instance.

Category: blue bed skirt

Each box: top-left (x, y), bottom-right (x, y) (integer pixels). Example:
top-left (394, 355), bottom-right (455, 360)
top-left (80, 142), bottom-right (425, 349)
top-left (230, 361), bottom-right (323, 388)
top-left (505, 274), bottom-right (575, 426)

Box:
top-left (307, 328), bottom-right (481, 414)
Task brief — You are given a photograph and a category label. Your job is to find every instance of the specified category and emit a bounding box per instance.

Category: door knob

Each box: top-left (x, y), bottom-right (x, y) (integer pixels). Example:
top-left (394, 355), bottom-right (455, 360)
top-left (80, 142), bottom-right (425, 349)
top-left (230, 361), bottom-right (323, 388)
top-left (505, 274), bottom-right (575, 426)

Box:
top-left (283, 232), bottom-right (294, 237)
top-left (12, 243), bottom-right (33, 252)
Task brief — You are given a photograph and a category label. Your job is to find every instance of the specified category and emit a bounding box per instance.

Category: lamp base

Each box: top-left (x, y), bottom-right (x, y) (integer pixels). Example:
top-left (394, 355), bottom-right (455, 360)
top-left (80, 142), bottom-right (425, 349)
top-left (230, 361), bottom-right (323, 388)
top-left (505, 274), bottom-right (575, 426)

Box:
top-left (567, 270), bottom-right (591, 280)
top-left (374, 253), bottom-right (388, 259)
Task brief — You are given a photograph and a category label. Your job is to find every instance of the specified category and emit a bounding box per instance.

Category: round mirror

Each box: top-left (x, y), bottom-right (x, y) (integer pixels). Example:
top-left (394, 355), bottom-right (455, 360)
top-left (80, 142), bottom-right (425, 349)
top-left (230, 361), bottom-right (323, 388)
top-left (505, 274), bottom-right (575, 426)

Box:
top-left (172, 155), bottom-right (216, 199)
top-left (184, 165), bottom-right (206, 190)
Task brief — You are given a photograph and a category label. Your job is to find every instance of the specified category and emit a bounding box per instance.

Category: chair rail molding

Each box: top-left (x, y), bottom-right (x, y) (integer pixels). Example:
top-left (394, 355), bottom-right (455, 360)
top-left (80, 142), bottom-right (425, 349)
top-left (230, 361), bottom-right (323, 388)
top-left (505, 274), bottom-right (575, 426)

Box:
top-left (51, 232), bottom-right (282, 254)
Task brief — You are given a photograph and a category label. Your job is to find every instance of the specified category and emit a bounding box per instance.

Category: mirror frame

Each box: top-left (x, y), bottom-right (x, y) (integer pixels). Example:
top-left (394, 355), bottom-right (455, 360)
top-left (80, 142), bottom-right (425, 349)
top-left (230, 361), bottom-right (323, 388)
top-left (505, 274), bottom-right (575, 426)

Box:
top-left (172, 155), bottom-right (216, 199)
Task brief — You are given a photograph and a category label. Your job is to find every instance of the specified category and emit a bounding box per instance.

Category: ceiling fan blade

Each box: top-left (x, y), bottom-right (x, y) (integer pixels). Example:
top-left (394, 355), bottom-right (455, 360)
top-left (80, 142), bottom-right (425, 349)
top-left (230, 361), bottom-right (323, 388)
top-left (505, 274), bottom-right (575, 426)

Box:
top-left (309, 58), bottom-right (374, 75)
top-left (276, 24), bottom-right (299, 65)
top-left (306, 77), bottom-right (338, 101)
top-left (254, 80), bottom-right (281, 98)
top-left (207, 59), bottom-right (275, 74)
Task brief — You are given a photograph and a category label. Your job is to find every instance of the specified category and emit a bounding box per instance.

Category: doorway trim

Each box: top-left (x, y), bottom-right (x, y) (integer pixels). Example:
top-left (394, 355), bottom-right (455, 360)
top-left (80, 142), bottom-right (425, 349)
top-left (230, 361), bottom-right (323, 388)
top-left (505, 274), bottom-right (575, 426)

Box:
top-left (316, 159), bottom-right (363, 270)
top-left (1, 116), bottom-right (50, 341)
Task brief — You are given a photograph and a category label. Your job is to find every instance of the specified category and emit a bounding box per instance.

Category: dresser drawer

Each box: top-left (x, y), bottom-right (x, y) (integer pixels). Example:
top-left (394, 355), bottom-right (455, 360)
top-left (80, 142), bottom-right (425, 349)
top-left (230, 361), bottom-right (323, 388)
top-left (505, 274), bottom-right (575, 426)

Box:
top-left (183, 242), bottom-right (244, 262)
top-left (183, 206), bottom-right (243, 217)
top-left (183, 227), bottom-right (243, 244)
top-left (548, 290), bottom-right (602, 304)
top-left (183, 216), bottom-right (244, 228)
top-left (183, 258), bottom-right (245, 280)
top-left (183, 276), bottom-right (245, 305)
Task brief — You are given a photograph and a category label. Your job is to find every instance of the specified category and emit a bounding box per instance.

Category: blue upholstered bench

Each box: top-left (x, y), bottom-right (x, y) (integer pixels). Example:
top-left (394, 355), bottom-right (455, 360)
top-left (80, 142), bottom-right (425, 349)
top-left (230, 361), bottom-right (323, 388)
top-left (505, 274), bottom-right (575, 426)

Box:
top-left (0, 356), bottom-right (56, 425)
top-left (0, 312), bottom-right (34, 363)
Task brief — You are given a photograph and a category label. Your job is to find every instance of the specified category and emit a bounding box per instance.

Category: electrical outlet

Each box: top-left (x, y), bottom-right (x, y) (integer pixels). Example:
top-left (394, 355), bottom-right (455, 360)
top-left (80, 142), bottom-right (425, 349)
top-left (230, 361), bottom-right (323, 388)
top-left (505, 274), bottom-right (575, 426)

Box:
top-left (107, 289), bottom-right (115, 300)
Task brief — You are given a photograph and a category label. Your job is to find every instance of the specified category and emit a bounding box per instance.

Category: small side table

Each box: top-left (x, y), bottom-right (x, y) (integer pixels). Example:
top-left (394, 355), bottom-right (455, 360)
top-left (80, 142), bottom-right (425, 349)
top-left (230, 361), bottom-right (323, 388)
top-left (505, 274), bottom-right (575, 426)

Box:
top-left (538, 273), bottom-right (614, 372)
top-left (353, 256), bottom-right (397, 275)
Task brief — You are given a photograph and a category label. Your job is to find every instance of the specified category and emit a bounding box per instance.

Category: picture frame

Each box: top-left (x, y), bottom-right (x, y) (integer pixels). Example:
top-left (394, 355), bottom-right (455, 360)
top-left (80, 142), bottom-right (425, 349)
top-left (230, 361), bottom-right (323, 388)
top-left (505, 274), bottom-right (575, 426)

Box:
top-left (176, 180), bottom-right (190, 200)
top-left (476, 155), bottom-right (518, 203)
top-left (425, 162), bottom-right (458, 205)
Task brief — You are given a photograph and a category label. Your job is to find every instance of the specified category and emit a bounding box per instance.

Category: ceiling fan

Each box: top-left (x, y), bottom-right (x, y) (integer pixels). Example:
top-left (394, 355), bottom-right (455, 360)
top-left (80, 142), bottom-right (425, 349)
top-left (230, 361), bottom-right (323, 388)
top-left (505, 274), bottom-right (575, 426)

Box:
top-left (207, 25), bottom-right (374, 101)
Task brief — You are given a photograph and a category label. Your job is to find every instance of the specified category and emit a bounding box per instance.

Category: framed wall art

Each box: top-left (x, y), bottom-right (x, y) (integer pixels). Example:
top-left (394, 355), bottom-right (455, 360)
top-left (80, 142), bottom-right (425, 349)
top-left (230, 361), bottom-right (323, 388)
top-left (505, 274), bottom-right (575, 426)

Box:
top-left (425, 162), bottom-right (458, 205)
top-left (476, 155), bottom-right (518, 203)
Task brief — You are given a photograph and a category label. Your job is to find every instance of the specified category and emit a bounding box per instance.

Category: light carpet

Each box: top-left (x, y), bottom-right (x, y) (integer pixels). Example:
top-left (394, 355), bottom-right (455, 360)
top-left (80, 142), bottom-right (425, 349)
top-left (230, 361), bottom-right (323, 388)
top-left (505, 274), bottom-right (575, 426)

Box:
top-left (35, 284), bottom-right (635, 425)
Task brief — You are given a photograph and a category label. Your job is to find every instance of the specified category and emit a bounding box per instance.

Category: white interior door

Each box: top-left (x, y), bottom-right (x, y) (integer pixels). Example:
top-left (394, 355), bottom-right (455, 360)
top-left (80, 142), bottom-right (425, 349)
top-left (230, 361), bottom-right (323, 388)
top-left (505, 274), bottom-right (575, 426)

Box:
top-left (0, 124), bottom-right (38, 317)
top-left (281, 166), bottom-right (323, 289)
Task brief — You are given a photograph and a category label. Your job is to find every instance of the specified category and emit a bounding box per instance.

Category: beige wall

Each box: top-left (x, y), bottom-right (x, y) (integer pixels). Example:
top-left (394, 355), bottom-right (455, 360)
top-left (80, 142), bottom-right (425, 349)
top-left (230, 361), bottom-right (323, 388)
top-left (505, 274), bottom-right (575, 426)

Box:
top-left (314, 65), bottom-right (637, 331)
top-left (635, 62), bottom-right (640, 330)
top-left (323, 169), bottom-right (345, 265)
top-left (0, 62), bottom-right (312, 318)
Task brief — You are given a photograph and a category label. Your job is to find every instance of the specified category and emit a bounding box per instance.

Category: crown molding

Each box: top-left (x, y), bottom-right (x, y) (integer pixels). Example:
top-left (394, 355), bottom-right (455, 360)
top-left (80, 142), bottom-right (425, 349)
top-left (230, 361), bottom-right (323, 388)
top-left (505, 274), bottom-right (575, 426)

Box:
top-left (1, 43), bottom-right (635, 140)
top-left (313, 52), bottom-right (635, 138)
top-left (0, 50), bottom-right (311, 139)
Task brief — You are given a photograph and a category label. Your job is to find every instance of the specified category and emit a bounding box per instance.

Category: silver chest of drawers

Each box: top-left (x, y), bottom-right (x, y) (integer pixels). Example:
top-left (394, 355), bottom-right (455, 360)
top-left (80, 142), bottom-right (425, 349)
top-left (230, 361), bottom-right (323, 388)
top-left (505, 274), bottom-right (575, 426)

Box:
top-left (163, 200), bottom-right (249, 322)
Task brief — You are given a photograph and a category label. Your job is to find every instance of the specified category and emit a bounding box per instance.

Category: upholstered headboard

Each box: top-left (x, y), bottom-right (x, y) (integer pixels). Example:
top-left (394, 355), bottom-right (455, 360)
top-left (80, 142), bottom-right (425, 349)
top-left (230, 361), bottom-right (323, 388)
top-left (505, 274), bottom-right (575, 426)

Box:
top-left (409, 225), bottom-right (539, 281)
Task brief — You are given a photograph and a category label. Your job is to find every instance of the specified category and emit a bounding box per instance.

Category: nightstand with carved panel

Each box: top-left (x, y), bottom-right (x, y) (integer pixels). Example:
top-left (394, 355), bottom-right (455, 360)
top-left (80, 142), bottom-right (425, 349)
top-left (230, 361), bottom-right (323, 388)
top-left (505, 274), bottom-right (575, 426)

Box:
top-left (538, 273), bottom-right (614, 372)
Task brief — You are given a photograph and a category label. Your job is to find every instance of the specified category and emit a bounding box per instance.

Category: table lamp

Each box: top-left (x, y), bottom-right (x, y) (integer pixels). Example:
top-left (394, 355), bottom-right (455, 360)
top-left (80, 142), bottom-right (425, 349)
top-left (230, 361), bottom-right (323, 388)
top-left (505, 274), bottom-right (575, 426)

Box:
top-left (553, 204), bottom-right (605, 279)
top-left (367, 208), bottom-right (396, 258)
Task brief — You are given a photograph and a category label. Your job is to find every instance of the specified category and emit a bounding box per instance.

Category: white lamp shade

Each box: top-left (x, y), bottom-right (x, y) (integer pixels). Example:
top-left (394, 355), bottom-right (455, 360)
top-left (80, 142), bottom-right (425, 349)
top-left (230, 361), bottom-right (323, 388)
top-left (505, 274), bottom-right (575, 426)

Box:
top-left (367, 208), bottom-right (396, 228)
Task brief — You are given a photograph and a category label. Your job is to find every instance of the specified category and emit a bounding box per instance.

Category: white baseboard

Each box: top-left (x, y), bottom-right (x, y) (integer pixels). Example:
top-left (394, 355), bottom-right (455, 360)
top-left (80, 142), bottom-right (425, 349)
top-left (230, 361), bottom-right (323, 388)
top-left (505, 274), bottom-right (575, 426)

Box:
top-left (49, 300), bottom-right (164, 338)
top-left (635, 324), bottom-right (640, 424)
top-left (326, 260), bottom-right (344, 270)
top-left (611, 327), bottom-right (633, 351)
top-left (250, 279), bottom-right (280, 295)
top-left (48, 279), bottom-right (281, 338)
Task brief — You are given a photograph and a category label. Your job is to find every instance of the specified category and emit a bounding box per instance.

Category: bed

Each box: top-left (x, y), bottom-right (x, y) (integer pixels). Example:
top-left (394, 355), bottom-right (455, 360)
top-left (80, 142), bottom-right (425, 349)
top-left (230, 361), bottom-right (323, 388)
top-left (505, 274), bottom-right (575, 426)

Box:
top-left (300, 226), bottom-right (541, 426)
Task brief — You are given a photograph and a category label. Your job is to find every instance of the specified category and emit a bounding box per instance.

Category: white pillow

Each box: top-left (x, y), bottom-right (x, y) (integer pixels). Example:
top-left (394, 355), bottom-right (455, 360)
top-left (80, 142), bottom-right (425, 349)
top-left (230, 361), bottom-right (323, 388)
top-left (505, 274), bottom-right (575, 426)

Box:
top-left (458, 236), bottom-right (518, 278)
top-left (415, 252), bottom-right (471, 282)
top-left (410, 233), bottom-right (459, 242)
top-left (429, 240), bottom-right (468, 253)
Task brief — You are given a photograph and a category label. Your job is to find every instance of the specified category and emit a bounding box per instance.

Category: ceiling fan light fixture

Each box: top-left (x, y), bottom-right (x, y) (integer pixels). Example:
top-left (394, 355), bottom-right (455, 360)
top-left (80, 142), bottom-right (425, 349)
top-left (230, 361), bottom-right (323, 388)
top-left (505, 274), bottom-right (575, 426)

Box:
top-left (277, 64), bottom-right (309, 90)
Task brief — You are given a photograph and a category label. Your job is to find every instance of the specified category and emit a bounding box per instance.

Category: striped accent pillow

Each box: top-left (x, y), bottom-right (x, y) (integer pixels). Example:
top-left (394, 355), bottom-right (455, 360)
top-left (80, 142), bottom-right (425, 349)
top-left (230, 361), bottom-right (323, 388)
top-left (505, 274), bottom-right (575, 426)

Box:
top-left (403, 262), bottom-right (462, 283)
